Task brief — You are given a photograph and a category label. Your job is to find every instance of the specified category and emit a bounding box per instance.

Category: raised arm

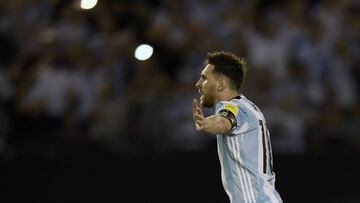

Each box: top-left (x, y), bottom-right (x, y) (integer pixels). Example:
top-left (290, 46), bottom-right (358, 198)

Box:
top-left (193, 99), bottom-right (232, 135)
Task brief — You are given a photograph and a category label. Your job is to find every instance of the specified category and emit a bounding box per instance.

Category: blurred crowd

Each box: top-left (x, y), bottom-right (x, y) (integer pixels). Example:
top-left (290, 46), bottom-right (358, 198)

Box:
top-left (0, 0), bottom-right (359, 158)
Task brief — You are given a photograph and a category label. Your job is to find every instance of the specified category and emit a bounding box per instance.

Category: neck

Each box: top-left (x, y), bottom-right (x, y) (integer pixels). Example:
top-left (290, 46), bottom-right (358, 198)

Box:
top-left (217, 89), bottom-right (240, 102)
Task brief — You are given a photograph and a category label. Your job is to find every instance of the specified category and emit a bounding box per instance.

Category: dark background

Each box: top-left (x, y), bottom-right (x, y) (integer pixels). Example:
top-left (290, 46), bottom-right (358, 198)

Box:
top-left (0, 0), bottom-right (359, 202)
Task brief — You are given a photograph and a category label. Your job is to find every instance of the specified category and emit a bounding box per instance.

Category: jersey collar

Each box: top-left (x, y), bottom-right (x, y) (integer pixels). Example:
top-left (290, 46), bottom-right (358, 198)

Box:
top-left (230, 95), bottom-right (241, 100)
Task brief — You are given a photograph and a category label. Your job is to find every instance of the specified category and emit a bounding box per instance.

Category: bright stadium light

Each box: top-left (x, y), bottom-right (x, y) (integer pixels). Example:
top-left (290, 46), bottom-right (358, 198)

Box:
top-left (80, 0), bottom-right (98, 10)
top-left (134, 44), bottom-right (154, 61)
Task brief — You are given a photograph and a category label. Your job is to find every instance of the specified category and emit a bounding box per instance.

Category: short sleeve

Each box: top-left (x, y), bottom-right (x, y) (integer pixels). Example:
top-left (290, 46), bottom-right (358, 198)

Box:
top-left (216, 101), bottom-right (242, 134)
top-left (215, 101), bottom-right (238, 115)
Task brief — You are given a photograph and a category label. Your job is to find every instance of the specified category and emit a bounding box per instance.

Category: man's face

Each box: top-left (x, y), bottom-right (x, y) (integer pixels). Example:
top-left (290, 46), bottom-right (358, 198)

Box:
top-left (195, 64), bottom-right (218, 108)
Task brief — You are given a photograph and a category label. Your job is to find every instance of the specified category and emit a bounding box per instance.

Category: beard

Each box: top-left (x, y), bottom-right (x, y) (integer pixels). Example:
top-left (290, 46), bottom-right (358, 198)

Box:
top-left (200, 90), bottom-right (216, 108)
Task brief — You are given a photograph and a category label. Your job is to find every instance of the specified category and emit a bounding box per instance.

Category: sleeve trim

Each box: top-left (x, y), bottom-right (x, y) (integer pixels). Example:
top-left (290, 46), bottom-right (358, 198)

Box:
top-left (218, 109), bottom-right (237, 131)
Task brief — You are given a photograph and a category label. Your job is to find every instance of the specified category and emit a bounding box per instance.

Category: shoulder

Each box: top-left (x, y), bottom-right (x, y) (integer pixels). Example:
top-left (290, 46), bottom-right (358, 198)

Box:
top-left (215, 100), bottom-right (240, 116)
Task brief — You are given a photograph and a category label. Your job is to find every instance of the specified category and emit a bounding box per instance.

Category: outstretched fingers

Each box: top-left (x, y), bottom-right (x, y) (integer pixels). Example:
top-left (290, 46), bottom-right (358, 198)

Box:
top-left (194, 112), bottom-right (204, 121)
top-left (193, 99), bottom-right (197, 118)
top-left (193, 99), bottom-right (203, 115)
top-left (193, 99), bottom-right (206, 131)
top-left (195, 118), bottom-right (205, 131)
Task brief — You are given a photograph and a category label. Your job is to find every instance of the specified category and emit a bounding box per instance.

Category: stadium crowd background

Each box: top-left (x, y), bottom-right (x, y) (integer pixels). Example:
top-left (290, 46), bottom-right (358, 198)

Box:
top-left (0, 0), bottom-right (360, 202)
top-left (0, 0), bottom-right (359, 158)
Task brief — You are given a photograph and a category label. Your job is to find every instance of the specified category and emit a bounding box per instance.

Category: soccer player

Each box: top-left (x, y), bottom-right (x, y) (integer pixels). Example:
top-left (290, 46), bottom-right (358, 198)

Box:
top-left (193, 51), bottom-right (283, 203)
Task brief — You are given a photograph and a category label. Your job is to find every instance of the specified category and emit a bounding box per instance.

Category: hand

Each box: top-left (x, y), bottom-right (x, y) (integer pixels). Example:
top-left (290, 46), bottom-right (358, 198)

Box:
top-left (193, 99), bottom-right (205, 131)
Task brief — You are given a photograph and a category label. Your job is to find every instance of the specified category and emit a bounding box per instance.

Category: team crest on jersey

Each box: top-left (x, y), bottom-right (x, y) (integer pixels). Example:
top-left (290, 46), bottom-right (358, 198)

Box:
top-left (224, 103), bottom-right (239, 115)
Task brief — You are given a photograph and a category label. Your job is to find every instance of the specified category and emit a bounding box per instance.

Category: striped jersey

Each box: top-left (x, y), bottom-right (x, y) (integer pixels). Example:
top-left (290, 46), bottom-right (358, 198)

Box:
top-left (215, 95), bottom-right (283, 203)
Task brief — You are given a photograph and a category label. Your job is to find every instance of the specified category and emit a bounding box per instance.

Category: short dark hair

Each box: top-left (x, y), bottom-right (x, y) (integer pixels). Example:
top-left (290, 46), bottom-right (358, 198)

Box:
top-left (206, 51), bottom-right (247, 91)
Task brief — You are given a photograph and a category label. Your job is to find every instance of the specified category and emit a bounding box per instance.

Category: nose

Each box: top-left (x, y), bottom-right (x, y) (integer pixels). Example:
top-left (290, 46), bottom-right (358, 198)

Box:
top-left (195, 79), bottom-right (201, 89)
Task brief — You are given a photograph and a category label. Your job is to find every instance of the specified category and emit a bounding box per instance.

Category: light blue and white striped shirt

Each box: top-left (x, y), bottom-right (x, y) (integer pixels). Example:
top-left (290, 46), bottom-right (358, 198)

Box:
top-left (216, 95), bottom-right (282, 203)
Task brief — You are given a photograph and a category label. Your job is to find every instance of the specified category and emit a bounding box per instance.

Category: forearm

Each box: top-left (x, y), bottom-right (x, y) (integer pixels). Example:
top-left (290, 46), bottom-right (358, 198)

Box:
top-left (200, 115), bottom-right (232, 135)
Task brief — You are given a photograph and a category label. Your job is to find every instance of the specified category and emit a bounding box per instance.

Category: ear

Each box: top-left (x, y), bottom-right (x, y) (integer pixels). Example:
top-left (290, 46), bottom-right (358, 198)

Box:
top-left (217, 79), bottom-right (225, 92)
